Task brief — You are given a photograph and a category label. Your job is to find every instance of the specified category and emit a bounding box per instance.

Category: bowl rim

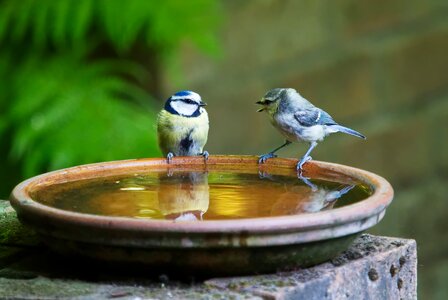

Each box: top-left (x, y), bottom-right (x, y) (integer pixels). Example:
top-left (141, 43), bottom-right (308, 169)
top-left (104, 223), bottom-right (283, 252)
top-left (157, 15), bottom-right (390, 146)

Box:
top-left (10, 155), bottom-right (394, 235)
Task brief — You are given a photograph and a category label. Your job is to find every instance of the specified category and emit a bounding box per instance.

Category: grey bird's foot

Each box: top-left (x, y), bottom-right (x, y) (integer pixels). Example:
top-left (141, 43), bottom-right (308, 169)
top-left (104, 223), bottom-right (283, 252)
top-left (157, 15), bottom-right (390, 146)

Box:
top-left (258, 152), bottom-right (277, 164)
top-left (296, 155), bottom-right (312, 172)
top-left (297, 173), bottom-right (318, 191)
top-left (166, 152), bottom-right (174, 164)
top-left (201, 151), bottom-right (209, 162)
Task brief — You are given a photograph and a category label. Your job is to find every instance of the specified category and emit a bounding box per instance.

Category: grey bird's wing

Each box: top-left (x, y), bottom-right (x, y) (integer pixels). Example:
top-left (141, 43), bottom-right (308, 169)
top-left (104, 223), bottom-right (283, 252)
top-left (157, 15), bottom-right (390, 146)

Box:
top-left (294, 108), bottom-right (337, 127)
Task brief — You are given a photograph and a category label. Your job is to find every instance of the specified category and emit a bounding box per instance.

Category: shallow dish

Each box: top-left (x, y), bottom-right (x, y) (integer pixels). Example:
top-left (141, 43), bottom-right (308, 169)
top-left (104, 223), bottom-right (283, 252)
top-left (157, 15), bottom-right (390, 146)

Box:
top-left (10, 156), bottom-right (393, 275)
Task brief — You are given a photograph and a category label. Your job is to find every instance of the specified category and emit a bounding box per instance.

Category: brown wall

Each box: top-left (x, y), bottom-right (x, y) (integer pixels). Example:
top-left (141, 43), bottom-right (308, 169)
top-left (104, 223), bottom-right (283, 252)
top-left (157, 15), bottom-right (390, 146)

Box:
top-left (165, 1), bottom-right (448, 298)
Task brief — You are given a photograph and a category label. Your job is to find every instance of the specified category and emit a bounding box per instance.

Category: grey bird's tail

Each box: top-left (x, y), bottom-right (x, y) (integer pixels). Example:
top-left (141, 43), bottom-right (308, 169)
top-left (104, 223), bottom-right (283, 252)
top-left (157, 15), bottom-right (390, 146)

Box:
top-left (331, 125), bottom-right (366, 139)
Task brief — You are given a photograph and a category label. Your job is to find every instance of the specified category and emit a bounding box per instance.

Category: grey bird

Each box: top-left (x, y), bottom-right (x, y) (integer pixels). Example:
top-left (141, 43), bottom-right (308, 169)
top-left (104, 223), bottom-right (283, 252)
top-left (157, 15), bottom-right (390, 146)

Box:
top-left (256, 88), bottom-right (366, 172)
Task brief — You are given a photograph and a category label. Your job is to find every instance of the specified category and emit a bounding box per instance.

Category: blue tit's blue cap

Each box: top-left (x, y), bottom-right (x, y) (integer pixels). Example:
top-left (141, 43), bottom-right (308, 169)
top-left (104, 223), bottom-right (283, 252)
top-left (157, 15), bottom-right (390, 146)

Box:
top-left (173, 90), bottom-right (193, 97)
top-left (171, 90), bottom-right (201, 102)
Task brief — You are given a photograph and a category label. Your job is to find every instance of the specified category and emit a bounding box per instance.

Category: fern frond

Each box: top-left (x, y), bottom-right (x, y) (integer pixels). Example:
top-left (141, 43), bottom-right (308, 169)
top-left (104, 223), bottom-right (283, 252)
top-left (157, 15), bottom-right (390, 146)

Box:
top-left (0, 0), bottom-right (221, 55)
top-left (6, 54), bottom-right (160, 176)
top-left (52, 0), bottom-right (71, 47)
top-left (71, 0), bottom-right (93, 44)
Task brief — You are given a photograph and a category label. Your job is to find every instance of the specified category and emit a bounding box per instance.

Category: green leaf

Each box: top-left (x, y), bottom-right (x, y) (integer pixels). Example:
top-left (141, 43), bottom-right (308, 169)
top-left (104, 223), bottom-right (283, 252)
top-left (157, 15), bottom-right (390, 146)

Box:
top-left (70, 0), bottom-right (93, 45)
top-left (7, 54), bottom-right (161, 176)
top-left (11, 0), bottom-right (34, 43)
top-left (0, 1), bottom-right (14, 42)
top-left (32, 0), bottom-right (51, 49)
top-left (52, 0), bottom-right (71, 48)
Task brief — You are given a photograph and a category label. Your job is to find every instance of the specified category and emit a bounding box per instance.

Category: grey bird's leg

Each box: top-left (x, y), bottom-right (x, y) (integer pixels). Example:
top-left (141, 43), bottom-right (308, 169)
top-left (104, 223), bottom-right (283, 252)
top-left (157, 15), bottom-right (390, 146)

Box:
top-left (166, 152), bottom-right (174, 164)
top-left (297, 173), bottom-right (318, 192)
top-left (258, 140), bottom-right (292, 164)
top-left (201, 151), bottom-right (209, 162)
top-left (297, 141), bottom-right (318, 172)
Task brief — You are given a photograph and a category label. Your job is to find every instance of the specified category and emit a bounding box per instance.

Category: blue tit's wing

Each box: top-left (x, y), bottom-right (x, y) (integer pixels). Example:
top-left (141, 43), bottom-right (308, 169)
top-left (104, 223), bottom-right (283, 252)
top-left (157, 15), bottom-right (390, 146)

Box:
top-left (294, 108), bottom-right (337, 127)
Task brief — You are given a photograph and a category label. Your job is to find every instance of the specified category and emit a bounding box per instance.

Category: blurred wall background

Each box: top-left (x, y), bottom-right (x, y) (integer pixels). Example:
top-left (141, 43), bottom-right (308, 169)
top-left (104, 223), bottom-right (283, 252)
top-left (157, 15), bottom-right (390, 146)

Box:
top-left (0, 0), bottom-right (447, 298)
top-left (165, 1), bottom-right (448, 298)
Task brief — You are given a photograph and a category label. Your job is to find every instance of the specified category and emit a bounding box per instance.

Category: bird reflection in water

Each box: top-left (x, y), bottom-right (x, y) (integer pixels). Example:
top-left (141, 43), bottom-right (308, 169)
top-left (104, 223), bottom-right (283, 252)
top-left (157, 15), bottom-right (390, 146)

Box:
top-left (86, 171), bottom-right (209, 221)
top-left (158, 171), bottom-right (209, 221)
top-left (259, 170), bottom-right (354, 214)
top-left (72, 170), bottom-right (358, 220)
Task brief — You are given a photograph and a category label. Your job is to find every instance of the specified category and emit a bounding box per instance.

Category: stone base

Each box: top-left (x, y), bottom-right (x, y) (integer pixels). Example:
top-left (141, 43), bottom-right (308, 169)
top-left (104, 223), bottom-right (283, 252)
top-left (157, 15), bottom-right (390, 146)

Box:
top-left (206, 234), bottom-right (417, 299)
top-left (0, 200), bottom-right (417, 299)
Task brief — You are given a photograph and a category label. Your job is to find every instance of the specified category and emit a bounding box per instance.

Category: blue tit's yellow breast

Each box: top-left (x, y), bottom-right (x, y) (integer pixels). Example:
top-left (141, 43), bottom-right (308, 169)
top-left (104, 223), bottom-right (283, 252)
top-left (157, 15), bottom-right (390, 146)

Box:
top-left (157, 109), bottom-right (209, 156)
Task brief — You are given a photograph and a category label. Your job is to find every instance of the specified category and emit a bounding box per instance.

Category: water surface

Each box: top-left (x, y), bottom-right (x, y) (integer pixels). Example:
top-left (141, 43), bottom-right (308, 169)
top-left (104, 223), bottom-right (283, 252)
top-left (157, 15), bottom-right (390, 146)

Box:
top-left (32, 170), bottom-right (371, 221)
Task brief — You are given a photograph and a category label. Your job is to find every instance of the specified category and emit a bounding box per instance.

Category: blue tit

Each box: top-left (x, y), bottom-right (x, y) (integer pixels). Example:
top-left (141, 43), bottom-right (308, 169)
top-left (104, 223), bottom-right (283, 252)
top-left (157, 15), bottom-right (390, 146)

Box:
top-left (157, 90), bottom-right (209, 163)
top-left (158, 171), bottom-right (209, 221)
top-left (256, 88), bottom-right (366, 172)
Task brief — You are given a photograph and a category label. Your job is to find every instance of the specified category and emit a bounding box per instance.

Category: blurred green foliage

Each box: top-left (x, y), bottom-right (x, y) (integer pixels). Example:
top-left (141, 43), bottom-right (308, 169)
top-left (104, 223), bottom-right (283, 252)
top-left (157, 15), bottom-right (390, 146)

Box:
top-left (0, 0), bottom-right (221, 197)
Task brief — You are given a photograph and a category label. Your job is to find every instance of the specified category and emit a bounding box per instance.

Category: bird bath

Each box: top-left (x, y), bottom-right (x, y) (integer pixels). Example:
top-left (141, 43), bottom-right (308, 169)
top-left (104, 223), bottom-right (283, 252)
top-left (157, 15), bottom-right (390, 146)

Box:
top-left (10, 156), bottom-right (393, 275)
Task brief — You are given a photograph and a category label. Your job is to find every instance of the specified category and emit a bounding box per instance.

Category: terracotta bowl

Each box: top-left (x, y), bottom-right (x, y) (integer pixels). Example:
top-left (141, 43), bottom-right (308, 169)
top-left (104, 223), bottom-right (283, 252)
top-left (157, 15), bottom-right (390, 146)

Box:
top-left (10, 156), bottom-right (393, 275)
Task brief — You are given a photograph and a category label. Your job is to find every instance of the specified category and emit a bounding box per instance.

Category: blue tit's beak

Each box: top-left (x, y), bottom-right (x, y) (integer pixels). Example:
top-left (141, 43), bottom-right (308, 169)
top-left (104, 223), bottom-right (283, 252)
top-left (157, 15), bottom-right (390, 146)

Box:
top-left (199, 101), bottom-right (207, 107)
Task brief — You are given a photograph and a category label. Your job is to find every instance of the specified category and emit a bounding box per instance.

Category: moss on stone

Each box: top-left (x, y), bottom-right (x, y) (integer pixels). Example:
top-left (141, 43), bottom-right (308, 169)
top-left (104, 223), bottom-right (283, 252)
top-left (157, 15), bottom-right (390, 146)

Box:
top-left (0, 277), bottom-right (97, 298)
top-left (0, 200), bottom-right (39, 246)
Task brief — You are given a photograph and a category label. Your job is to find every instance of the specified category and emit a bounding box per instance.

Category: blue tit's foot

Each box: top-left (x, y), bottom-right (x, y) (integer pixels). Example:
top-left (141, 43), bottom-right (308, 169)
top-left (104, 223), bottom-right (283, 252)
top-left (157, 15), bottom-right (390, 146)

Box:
top-left (166, 152), bottom-right (174, 164)
top-left (258, 152), bottom-right (277, 164)
top-left (296, 155), bottom-right (312, 172)
top-left (258, 170), bottom-right (274, 180)
top-left (201, 151), bottom-right (209, 162)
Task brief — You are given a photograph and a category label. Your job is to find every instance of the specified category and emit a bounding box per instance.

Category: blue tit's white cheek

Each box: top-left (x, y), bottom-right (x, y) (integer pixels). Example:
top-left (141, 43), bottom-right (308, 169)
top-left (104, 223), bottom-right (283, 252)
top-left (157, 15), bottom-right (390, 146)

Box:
top-left (170, 101), bottom-right (198, 116)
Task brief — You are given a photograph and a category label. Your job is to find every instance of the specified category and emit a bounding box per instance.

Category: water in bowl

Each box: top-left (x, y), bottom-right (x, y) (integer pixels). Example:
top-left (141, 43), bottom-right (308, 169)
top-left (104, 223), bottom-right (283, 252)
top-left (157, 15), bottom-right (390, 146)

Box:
top-left (32, 170), bottom-right (371, 221)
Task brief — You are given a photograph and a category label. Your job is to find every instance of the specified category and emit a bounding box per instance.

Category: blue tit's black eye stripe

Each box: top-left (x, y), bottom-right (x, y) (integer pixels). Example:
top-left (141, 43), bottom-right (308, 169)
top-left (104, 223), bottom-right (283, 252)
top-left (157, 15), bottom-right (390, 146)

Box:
top-left (185, 99), bottom-right (196, 104)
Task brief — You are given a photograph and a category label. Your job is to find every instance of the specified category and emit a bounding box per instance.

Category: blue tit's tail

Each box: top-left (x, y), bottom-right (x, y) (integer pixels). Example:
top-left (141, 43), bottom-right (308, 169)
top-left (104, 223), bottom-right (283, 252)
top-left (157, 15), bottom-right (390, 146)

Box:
top-left (331, 125), bottom-right (366, 139)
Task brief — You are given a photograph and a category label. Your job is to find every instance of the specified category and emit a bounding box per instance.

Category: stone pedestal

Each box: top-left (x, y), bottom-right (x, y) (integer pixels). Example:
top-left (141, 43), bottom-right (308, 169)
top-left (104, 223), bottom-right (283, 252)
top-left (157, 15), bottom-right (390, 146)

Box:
top-left (206, 234), bottom-right (417, 299)
top-left (0, 200), bottom-right (417, 299)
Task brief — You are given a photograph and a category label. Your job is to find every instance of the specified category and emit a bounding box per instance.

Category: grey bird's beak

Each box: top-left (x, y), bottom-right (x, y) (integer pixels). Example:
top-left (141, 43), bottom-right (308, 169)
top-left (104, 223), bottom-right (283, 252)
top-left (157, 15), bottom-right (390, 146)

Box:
top-left (255, 100), bottom-right (265, 112)
top-left (199, 102), bottom-right (207, 107)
